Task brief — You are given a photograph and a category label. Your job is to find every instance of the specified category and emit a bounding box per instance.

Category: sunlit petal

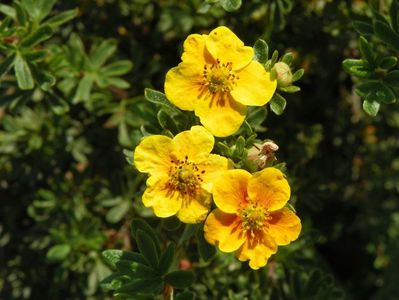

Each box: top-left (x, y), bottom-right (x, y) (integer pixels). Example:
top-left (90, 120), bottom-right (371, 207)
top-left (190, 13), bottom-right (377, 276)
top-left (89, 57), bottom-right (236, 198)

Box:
top-left (134, 135), bottom-right (176, 176)
top-left (247, 167), bottom-right (291, 211)
top-left (204, 208), bottom-right (246, 252)
top-left (267, 208), bottom-right (301, 245)
top-left (231, 61), bottom-right (277, 106)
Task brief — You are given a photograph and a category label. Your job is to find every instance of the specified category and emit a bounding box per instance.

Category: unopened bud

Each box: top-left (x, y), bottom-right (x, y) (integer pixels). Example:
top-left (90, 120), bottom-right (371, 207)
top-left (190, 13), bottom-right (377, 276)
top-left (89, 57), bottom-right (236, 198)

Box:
top-left (247, 141), bottom-right (279, 169)
top-left (273, 62), bottom-right (292, 87)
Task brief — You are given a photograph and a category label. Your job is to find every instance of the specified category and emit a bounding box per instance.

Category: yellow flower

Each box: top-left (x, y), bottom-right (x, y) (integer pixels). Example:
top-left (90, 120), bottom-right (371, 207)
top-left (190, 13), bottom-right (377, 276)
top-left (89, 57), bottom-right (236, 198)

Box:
top-left (134, 126), bottom-right (230, 223)
top-left (204, 168), bottom-right (301, 269)
top-left (164, 26), bottom-right (277, 137)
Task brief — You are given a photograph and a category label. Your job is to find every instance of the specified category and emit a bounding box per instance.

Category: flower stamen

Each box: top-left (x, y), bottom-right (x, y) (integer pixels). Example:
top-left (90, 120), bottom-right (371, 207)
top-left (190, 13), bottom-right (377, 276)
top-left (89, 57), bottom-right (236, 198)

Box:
top-left (238, 202), bottom-right (270, 233)
top-left (167, 158), bottom-right (203, 197)
top-left (202, 59), bottom-right (238, 94)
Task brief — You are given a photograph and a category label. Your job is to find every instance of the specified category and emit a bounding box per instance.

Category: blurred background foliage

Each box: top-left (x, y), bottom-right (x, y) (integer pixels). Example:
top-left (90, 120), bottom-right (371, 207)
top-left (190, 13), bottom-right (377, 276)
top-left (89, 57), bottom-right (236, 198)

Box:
top-left (0, 0), bottom-right (398, 299)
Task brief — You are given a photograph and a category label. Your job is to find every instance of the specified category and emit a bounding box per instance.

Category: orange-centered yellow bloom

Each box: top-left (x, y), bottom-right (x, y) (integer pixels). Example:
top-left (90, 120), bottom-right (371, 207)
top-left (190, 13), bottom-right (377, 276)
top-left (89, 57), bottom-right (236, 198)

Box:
top-left (134, 126), bottom-right (230, 223)
top-left (204, 168), bottom-right (301, 269)
top-left (165, 26), bottom-right (277, 137)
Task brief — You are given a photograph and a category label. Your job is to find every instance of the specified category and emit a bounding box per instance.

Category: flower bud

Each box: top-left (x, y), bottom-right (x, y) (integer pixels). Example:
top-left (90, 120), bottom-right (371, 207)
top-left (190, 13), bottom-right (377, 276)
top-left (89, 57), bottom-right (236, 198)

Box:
top-left (273, 62), bottom-right (293, 87)
top-left (247, 140), bottom-right (279, 169)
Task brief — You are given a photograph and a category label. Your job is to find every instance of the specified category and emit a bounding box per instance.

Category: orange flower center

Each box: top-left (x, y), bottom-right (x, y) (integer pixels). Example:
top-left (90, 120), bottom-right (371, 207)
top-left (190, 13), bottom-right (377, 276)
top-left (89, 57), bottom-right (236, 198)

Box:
top-left (202, 58), bottom-right (238, 94)
top-left (167, 156), bottom-right (204, 197)
top-left (238, 202), bottom-right (269, 231)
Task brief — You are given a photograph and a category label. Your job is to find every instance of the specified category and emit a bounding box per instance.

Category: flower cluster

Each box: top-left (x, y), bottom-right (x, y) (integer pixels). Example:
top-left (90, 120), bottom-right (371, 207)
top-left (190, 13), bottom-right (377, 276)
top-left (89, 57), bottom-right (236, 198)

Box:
top-left (165, 26), bottom-right (276, 137)
top-left (133, 26), bottom-right (300, 269)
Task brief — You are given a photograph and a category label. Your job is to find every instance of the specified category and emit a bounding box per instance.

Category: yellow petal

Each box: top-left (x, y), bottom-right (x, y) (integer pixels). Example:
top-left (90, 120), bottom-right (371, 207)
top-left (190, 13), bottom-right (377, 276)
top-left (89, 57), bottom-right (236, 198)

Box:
top-left (231, 61), bottom-right (277, 106)
top-left (173, 126), bottom-right (214, 163)
top-left (142, 176), bottom-right (182, 218)
top-left (204, 208), bottom-right (246, 252)
top-left (181, 33), bottom-right (213, 64)
top-left (134, 135), bottom-right (175, 176)
top-left (236, 231), bottom-right (277, 270)
top-left (247, 167), bottom-right (290, 211)
top-left (267, 208), bottom-right (301, 246)
top-left (164, 63), bottom-right (202, 111)
top-left (194, 93), bottom-right (246, 137)
top-left (177, 188), bottom-right (212, 224)
top-left (205, 26), bottom-right (253, 70)
top-left (212, 169), bottom-right (251, 213)
top-left (199, 154), bottom-right (231, 193)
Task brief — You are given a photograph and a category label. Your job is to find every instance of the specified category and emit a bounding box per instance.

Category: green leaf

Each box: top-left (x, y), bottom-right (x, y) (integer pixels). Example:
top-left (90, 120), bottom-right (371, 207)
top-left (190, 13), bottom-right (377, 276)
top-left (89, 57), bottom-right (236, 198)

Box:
top-left (374, 20), bottom-right (399, 52)
top-left (280, 85), bottom-right (300, 93)
top-left (377, 83), bottom-right (396, 104)
top-left (253, 39), bottom-right (268, 64)
top-left (144, 88), bottom-right (180, 113)
top-left (47, 92), bottom-right (70, 115)
top-left (14, 1), bottom-right (27, 26)
top-left (363, 99), bottom-right (380, 116)
top-left (100, 273), bottom-right (124, 291)
top-left (20, 25), bottom-right (53, 48)
top-left (356, 81), bottom-right (396, 104)
top-left (30, 64), bottom-right (56, 91)
top-left (292, 68), bottom-right (304, 81)
top-left (385, 70), bottom-right (399, 85)
top-left (233, 136), bottom-right (245, 157)
top-left (116, 278), bottom-right (163, 295)
top-left (90, 40), bottom-right (117, 69)
top-left (46, 244), bottom-right (71, 261)
top-left (158, 243), bottom-right (175, 275)
top-left (164, 270), bottom-right (196, 289)
top-left (216, 141), bottom-right (232, 157)
top-left (136, 263), bottom-right (161, 279)
top-left (178, 224), bottom-right (199, 245)
top-left (270, 67), bottom-right (277, 81)
top-left (390, 0), bottom-right (399, 33)
top-left (353, 20), bottom-right (374, 35)
top-left (175, 291), bottom-right (195, 300)
top-left (14, 53), bottom-right (34, 90)
top-left (24, 50), bottom-right (47, 62)
top-left (359, 37), bottom-right (374, 66)
top-left (281, 52), bottom-right (293, 65)
top-left (73, 74), bottom-right (93, 103)
top-left (103, 250), bottom-right (124, 267)
top-left (342, 59), bottom-right (372, 78)
top-left (157, 109), bottom-right (178, 133)
top-left (355, 81), bottom-right (379, 97)
top-left (115, 260), bottom-right (136, 276)
top-left (106, 200), bottom-right (130, 223)
top-left (0, 54), bottom-right (15, 80)
top-left (247, 106), bottom-right (267, 127)
top-left (266, 49), bottom-right (279, 70)
top-left (21, 0), bottom-right (56, 22)
top-left (197, 2), bottom-right (212, 13)
top-left (273, 162), bottom-right (287, 173)
top-left (220, 0), bottom-right (242, 12)
top-left (371, 7), bottom-right (390, 25)
top-left (161, 216), bottom-right (181, 231)
top-left (107, 77), bottom-right (130, 89)
top-left (0, 16), bottom-right (13, 32)
top-left (136, 229), bottom-right (159, 269)
top-left (196, 229), bottom-right (216, 261)
top-left (352, 67), bottom-right (373, 78)
top-left (123, 149), bottom-right (134, 166)
top-left (131, 219), bottom-right (161, 255)
top-left (379, 56), bottom-right (397, 69)
top-left (102, 60), bottom-right (133, 76)
top-left (102, 250), bottom-right (147, 267)
top-left (0, 4), bottom-right (16, 18)
top-left (8, 93), bottom-right (30, 111)
top-left (342, 59), bottom-right (365, 70)
top-left (270, 93), bottom-right (287, 115)
top-left (44, 8), bottom-right (78, 28)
